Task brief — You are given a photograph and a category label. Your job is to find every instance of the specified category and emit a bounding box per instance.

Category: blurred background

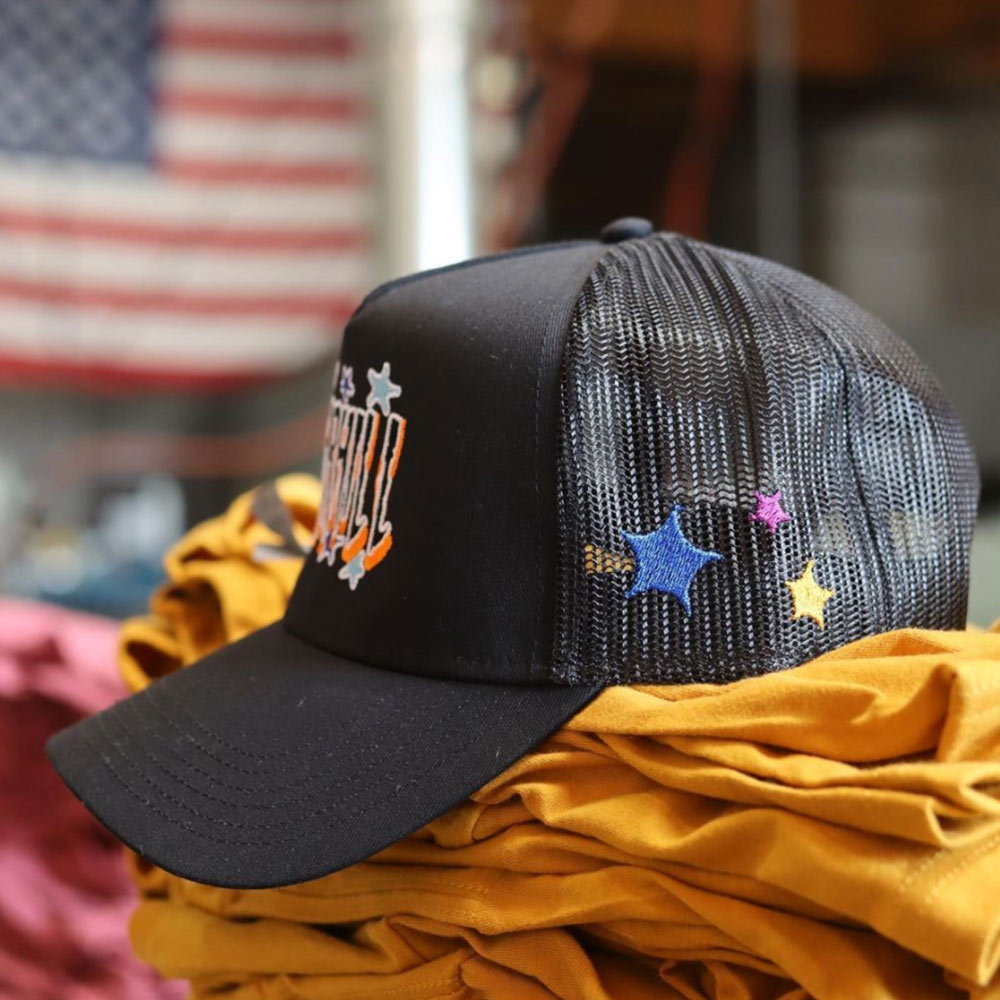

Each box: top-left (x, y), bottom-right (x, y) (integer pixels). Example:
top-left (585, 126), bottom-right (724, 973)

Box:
top-left (2, 1), bottom-right (1000, 996)
top-left (0, 0), bottom-right (998, 624)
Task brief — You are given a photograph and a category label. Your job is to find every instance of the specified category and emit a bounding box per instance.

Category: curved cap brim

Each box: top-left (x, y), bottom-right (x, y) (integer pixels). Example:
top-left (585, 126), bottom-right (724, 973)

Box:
top-left (46, 622), bottom-right (599, 889)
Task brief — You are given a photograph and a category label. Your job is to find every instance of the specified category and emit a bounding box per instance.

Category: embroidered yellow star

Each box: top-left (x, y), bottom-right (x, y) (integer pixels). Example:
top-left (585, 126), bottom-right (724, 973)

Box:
top-left (785, 559), bottom-right (834, 628)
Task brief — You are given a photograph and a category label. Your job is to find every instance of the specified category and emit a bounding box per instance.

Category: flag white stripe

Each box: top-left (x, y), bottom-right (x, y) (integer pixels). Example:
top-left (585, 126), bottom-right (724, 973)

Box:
top-left (0, 236), bottom-right (373, 295)
top-left (172, 0), bottom-right (371, 34)
top-left (0, 304), bottom-right (336, 370)
top-left (160, 50), bottom-right (369, 98)
top-left (158, 115), bottom-right (371, 163)
top-left (0, 161), bottom-right (373, 227)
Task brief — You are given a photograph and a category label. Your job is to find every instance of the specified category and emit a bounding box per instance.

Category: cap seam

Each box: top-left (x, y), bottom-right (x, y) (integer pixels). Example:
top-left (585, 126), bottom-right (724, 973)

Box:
top-left (86, 691), bottom-right (477, 837)
top-left (735, 251), bottom-right (977, 618)
top-left (356, 240), bottom-right (596, 315)
top-left (103, 690), bottom-right (482, 817)
top-left (76, 685), bottom-right (578, 853)
top-left (139, 676), bottom-right (476, 794)
top-left (766, 281), bottom-right (894, 622)
top-left (76, 722), bottom-right (264, 849)
top-left (153, 659), bottom-right (438, 763)
top-left (537, 244), bottom-right (611, 682)
top-left (730, 251), bottom-right (952, 421)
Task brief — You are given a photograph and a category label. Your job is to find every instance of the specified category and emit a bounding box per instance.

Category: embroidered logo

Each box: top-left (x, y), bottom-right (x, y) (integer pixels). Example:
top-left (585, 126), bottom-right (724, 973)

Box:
top-left (314, 362), bottom-right (407, 589)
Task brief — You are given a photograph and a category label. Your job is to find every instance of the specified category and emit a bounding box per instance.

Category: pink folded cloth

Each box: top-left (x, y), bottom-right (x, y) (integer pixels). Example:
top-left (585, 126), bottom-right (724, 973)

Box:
top-left (0, 599), bottom-right (182, 1000)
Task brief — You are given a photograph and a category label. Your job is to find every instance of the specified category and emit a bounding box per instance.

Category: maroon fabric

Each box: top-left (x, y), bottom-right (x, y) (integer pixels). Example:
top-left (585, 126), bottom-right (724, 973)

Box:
top-left (0, 599), bottom-right (181, 1000)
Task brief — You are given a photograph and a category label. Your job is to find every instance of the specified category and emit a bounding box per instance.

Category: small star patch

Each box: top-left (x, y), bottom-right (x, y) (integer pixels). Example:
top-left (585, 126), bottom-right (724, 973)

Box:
top-left (366, 362), bottom-right (402, 415)
top-left (785, 559), bottom-right (834, 628)
top-left (339, 365), bottom-right (356, 401)
top-left (750, 489), bottom-right (791, 535)
top-left (622, 505), bottom-right (723, 613)
top-left (338, 551), bottom-right (366, 590)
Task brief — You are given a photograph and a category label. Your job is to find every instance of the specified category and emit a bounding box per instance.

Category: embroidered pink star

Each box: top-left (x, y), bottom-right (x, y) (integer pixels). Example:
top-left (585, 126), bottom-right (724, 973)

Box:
top-left (750, 489), bottom-right (791, 535)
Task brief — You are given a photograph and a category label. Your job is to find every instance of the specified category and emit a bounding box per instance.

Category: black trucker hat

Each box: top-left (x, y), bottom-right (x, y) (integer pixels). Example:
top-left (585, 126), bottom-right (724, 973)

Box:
top-left (48, 219), bottom-right (979, 889)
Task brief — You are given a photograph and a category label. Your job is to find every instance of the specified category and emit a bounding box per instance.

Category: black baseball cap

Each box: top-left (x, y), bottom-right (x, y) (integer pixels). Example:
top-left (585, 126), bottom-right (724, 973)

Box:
top-left (47, 220), bottom-right (979, 889)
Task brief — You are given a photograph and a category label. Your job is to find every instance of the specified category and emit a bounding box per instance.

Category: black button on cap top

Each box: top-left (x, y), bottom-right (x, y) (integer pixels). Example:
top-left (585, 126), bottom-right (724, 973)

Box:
top-left (600, 216), bottom-right (654, 242)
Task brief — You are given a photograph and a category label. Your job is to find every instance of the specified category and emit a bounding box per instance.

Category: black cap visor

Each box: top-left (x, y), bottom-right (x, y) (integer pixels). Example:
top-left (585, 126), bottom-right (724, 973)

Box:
top-left (46, 623), bottom-right (599, 889)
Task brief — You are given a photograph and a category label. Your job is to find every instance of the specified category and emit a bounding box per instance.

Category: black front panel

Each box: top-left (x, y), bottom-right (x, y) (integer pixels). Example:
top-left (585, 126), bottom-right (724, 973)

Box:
top-left (285, 243), bottom-right (609, 683)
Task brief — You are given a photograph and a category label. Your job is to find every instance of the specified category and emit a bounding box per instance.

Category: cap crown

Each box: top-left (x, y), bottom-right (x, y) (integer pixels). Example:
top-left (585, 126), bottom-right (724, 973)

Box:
top-left (285, 232), bottom-right (979, 686)
top-left (554, 234), bottom-right (978, 683)
top-left (285, 241), bottom-right (608, 683)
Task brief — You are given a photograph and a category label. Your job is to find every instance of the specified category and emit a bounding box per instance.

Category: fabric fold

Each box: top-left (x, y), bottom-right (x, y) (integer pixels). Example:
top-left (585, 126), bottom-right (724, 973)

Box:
top-left (121, 476), bottom-right (1000, 999)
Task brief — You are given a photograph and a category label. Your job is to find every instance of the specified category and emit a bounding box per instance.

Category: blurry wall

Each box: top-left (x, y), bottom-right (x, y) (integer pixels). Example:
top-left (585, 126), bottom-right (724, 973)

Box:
top-left (513, 0), bottom-right (1000, 489)
top-left (0, 0), bottom-right (998, 622)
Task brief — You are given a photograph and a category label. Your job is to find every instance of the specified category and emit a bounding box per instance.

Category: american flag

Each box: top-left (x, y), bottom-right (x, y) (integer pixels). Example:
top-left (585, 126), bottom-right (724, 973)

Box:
top-left (0, 0), bottom-right (374, 390)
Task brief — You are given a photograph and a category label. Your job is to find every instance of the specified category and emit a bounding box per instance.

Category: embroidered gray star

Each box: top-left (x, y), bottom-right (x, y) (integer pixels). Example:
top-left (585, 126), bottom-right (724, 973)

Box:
top-left (338, 551), bottom-right (366, 590)
top-left (366, 362), bottom-right (402, 415)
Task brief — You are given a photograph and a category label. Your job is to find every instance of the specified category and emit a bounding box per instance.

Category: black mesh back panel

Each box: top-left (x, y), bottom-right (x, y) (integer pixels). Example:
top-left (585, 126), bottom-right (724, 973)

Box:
top-left (554, 234), bottom-right (979, 685)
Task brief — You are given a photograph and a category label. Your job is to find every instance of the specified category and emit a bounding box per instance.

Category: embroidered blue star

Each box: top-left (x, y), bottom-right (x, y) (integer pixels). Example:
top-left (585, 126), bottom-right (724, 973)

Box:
top-left (366, 362), bottom-right (402, 415)
top-left (622, 505), bottom-right (723, 613)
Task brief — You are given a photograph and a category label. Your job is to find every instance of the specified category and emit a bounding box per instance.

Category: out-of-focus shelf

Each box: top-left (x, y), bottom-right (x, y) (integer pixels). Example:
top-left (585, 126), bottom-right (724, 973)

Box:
top-left (970, 507), bottom-right (1000, 628)
top-left (526, 0), bottom-right (1000, 80)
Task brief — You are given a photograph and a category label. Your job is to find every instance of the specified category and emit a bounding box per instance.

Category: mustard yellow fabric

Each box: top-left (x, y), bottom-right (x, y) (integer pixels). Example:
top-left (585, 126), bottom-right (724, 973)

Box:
top-left (118, 473), bottom-right (317, 693)
top-left (123, 477), bottom-right (1000, 1000)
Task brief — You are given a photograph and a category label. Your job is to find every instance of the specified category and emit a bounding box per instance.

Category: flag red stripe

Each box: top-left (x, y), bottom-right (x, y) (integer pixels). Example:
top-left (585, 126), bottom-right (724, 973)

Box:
top-left (159, 90), bottom-right (366, 121)
top-left (0, 209), bottom-right (370, 251)
top-left (0, 276), bottom-right (359, 318)
top-left (161, 158), bottom-right (369, 185)
top-left (166, 24), bottom-right (355, 57)
top-left (0, 353), bottom-right (285, 393)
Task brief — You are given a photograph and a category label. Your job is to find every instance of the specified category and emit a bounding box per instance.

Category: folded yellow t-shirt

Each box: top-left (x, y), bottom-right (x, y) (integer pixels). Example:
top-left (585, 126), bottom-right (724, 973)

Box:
top-left (123, 477), bottom-right (1000, 1000)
